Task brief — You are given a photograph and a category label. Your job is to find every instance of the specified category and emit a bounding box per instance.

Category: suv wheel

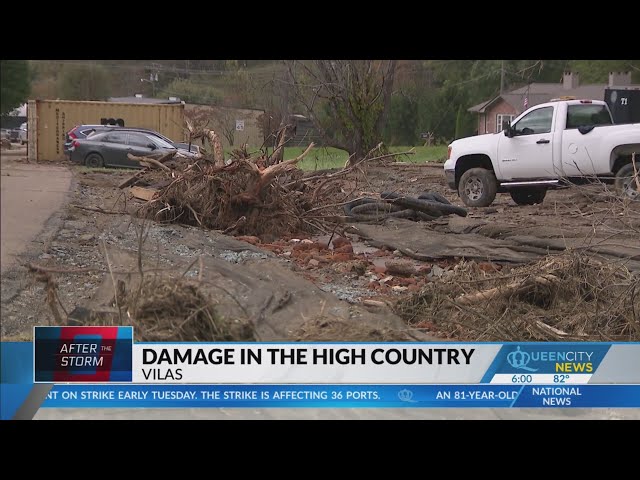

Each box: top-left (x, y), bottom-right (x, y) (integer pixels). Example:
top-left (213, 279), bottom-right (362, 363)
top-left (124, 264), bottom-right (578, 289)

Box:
top-left (85, 153), bottom-right (104, 168)
top-left (458, 168), bottom-right (498, 207)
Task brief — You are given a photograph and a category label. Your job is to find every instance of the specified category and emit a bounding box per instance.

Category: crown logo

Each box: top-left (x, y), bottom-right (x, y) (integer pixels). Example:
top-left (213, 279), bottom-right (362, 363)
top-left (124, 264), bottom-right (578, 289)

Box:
top-left (507, 346), bottom-right (538, 372)
top-left (398, 389), bottom-right (415, 402)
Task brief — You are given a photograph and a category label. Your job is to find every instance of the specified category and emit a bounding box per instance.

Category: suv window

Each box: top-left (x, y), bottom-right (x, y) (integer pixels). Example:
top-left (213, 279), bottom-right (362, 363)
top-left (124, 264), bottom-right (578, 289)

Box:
top-left (145, 134), bottom-right (174, 149)
top-left (514, 106), bottom-right (553, 135)
top-left (102, 132), bottom-right (128, 144)
top-left (566, 104), bottom-right (612, 129)
top-left (128, 133), bottom-right (153, 148)
top-left (80, 127), bottom-right (99, 137)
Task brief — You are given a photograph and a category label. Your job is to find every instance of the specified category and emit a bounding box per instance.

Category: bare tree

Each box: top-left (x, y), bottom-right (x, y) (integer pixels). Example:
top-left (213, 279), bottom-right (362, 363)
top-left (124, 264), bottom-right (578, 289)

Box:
top-left (286, 60), bottom-right (397, 165)
top-left (214, 108), bottom-right (236, 147)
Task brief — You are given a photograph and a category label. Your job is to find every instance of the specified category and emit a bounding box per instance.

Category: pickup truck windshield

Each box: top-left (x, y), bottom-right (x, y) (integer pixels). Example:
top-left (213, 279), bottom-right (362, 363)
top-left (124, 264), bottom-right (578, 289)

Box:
top-left (566, 104), bottom-right (613, 129)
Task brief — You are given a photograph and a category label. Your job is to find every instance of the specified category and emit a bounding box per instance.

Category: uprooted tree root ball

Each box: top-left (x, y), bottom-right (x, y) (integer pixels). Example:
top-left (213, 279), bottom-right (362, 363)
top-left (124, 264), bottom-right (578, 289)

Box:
top-left (395, 252), bottom-right (640, 341)
top-left (122, 278), bottom-right (256, 342)
top-left (130, 140), bottom-right (351, 240)
top-left (140, 159), bottom-right (322, 238)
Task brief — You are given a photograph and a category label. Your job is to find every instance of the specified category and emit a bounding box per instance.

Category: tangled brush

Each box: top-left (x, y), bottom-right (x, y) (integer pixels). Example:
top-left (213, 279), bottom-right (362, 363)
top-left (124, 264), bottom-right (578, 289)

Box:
top-left (122, 277), bottom-right (256, 342)
top-left (395, 252), bottom-right (640, 341)
top-left (135, 142), bottom-right (347, 239)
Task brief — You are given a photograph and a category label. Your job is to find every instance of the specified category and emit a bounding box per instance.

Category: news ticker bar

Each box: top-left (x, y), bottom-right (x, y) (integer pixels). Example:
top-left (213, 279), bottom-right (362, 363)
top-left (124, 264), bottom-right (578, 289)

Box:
top-left (4, 336), bottom-right (640, 419)
top-left (41, 384), bottom-right (640, 408)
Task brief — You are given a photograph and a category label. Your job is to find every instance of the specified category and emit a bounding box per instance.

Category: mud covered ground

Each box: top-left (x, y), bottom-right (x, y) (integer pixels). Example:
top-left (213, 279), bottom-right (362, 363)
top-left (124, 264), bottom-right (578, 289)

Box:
top-left (1, 158), bottom-right (639, 341)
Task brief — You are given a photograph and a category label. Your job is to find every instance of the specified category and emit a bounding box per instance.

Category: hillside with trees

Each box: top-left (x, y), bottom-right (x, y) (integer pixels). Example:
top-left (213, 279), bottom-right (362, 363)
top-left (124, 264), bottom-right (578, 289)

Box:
top-left (21, 59), bottom-right (640, 148)
top-left (1, 60), bottom-right (31, 114)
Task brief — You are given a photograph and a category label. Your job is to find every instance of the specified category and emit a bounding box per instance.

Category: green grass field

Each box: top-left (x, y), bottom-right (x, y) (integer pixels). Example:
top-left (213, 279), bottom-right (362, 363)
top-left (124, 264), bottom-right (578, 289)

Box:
top-left (77, 145), bottom-right (448, 174)
top-left (263, 145), bottom-right (448, 171)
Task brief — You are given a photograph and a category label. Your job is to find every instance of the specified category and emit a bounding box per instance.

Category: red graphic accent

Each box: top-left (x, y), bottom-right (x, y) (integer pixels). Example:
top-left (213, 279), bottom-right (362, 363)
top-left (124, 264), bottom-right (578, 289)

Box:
top-left (53, 327), bottom-right (120, 382)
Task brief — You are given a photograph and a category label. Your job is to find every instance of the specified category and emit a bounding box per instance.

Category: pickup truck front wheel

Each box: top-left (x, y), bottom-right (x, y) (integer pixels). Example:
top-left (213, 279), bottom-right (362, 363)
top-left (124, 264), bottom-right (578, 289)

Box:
top-left (509, 188), bottom-right (547, 205)
top-left (458, 168), bottom-right (498, 207)
top-left (614, 163), bottom-right (639, 200)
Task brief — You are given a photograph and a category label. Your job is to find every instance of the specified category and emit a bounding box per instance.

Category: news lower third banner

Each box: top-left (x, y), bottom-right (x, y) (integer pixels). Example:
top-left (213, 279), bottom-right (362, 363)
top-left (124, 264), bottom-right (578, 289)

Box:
top-left (1, 326), bottom-right (640, 418)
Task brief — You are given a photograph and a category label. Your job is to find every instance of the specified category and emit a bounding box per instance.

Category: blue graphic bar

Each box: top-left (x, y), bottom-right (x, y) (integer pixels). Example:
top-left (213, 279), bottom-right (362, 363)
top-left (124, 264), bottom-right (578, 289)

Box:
top-left (40, 384), bottom-right (640, 408)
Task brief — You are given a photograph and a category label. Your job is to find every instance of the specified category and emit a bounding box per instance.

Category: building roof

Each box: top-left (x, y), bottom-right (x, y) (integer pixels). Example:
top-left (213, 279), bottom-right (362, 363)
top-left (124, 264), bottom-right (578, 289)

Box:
top-left (469, 82), bottom-right (640, 115)
top-left (108, 96), bottom-right (183, 104)
top-left (468, 97), bottom-right (500, 113)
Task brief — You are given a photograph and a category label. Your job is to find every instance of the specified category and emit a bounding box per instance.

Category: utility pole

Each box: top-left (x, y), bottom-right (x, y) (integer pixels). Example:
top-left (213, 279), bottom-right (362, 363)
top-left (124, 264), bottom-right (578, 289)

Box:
top-left (141, 72), bottom-right (159, 98)
top-left (500, 60), bottom-right (505, 94)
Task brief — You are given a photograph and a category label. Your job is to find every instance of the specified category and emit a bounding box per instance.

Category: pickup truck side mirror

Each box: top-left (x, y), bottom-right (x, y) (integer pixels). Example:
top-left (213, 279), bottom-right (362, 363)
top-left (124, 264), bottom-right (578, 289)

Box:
top-left (147, 143), bottom-right (157, 150)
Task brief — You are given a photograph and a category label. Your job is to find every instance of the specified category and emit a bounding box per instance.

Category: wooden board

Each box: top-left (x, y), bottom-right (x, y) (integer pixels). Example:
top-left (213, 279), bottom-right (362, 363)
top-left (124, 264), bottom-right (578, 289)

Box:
top-left (129, 186), bottom-right (158, 201)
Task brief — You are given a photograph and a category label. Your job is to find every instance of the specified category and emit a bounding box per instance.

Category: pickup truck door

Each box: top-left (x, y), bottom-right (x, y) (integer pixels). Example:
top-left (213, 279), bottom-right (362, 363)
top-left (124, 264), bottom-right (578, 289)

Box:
top-left (559, 104), bottom-right (614, 176)
top-left (496, 106), bottom-right (555, 180)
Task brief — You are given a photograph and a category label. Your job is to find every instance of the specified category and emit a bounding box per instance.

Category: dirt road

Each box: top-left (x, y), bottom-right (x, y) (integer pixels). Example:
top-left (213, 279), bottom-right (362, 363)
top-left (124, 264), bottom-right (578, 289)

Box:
top-left (1, 149), bottom-right (72, 271)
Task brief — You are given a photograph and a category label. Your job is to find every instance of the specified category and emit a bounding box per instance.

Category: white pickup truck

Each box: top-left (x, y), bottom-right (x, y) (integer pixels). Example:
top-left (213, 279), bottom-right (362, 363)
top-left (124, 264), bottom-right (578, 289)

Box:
top-left (444, 99), bottom-right (640, 207)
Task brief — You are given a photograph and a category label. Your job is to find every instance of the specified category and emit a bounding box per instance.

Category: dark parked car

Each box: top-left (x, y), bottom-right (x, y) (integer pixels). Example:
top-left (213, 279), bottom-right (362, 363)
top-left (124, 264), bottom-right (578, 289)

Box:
top-left (64, 125), bottom-right (200, 156)
top-left (64, 125), bottom-right (105, 154)
top-left (69, 130), bottom-right (188, 168)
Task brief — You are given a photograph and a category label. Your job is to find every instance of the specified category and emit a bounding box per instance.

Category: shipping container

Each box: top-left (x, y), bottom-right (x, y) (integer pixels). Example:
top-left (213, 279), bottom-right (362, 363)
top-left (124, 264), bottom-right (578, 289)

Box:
top-left (27, 100), bottom-right (185, 162)
top-left (605, 87), bottom-right (640, 124)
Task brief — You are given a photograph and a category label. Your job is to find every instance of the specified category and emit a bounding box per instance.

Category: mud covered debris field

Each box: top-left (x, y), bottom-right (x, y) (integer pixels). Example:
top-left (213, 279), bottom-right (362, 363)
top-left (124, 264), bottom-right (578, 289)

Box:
top-left (2, 154), bottom-right (639, 343)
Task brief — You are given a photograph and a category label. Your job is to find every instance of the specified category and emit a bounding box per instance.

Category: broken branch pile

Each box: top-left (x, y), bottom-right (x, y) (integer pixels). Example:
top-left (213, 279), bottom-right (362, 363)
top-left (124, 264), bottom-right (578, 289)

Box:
top-left (395, 252), bottom-right (640, 341)
top-left (122, 137), bottom-right (349, 238)
top-left (121, 277), bottom-right (256, 342)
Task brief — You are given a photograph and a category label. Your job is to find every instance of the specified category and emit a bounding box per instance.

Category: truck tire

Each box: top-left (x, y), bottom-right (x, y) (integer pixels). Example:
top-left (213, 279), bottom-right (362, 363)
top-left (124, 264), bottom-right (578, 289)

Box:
top-left (509, 188), bottom-right (547, 205)
top-left (458, 168), bottom-right (498, 207)
top-left (85, 153), bottom-right (104, 168)
top-left (614, 163), bottom-right (639, 200)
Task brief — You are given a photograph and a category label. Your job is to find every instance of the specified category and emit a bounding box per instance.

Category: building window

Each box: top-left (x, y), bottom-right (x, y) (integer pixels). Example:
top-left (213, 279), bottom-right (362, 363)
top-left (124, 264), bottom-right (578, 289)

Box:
top-left (496, 114), bottom-right (515, 133)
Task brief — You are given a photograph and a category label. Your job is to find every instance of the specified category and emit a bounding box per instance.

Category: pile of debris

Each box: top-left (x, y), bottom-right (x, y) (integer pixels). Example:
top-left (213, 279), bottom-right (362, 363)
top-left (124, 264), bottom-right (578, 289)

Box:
top-left (120, 276), bottom-right (257, 342)
top-left (119, 129), bottom-right (349, 239)
top-left (395, 252), bottom-right (640, 341)
top-left (60, 276), bottom-right (258, 342)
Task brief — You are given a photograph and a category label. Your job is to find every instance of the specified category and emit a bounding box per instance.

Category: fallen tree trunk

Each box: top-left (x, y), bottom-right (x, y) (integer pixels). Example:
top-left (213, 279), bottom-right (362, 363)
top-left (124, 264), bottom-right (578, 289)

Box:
top-left (256, 142), bottom-right (315, 194)
top-left (455, 273), bottom-right (559, 306)
top-left (127, 153), bottom-right (172, 172)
